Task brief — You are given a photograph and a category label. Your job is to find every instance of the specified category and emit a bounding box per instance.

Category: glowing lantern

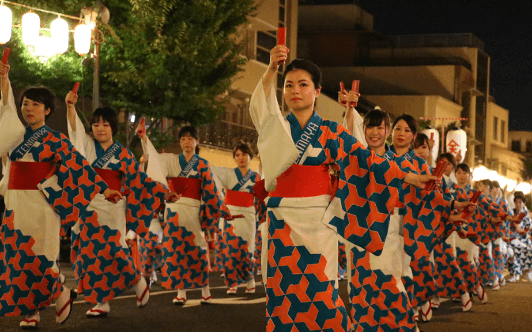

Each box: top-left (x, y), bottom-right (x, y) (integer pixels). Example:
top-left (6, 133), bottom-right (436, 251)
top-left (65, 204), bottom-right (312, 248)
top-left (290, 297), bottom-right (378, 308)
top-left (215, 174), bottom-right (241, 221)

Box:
top-left (516, 182), bottom-right (531, 195)
top-left (446, 126), bottom-right (467, 163)
top-left (74, 24), bottom-right (91, 55)
top-left (34, 36), bottom-right (54, 59)
top-left (421, 126), bottom-right (439, 167)
top-left (51, 18), bottom-right (69, 54)
top-left (0, 5), bottom-right (12, 44)
top-left (22, 12), bottom-right (40, 46)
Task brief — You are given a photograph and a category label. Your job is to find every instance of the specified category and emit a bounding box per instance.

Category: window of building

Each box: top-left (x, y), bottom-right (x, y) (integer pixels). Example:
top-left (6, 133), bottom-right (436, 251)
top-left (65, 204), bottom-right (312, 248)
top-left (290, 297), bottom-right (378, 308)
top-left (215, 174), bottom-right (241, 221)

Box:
top-left (511, 140), bottom-right (521, 152)
top-left (501, 120), bottom-right (505, 143)
top-left (527, 141), bottom-right (532, 153)
top-left (493, 117), bottom-right (498, 141)
top-left (255, 31), bottom-right (276, 66)
top-left (279, 0), bottom-right (286, 27)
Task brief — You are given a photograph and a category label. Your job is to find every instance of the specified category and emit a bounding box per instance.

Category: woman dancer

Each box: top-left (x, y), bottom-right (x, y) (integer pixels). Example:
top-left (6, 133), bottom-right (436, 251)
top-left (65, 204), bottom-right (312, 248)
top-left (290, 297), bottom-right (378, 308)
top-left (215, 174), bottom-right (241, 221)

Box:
top-left (250, 45), bottom-right (436, 331)
top-left (0, 60), bottom-right (121, 328)
top-left (138, 123), bottom-right (232, 304)
top-left (211, 143), bottom-right (265, 294)
top-left (66, 91), bottom-right (177, 317)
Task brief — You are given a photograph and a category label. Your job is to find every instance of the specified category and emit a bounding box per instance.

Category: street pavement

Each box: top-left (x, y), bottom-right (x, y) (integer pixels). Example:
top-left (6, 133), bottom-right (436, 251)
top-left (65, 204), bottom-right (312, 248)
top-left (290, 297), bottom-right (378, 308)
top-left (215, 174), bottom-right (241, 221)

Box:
top-left (2, 268), bottom-right (532, 331)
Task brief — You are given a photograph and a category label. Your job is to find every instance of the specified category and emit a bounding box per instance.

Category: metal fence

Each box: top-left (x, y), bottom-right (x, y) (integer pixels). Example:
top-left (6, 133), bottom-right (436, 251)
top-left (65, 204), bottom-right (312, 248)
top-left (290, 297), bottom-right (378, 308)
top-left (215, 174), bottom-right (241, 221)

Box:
top-left (197, 120), bottom-right (259, 153)
top-left (371, 33), bottom-right (485, 50)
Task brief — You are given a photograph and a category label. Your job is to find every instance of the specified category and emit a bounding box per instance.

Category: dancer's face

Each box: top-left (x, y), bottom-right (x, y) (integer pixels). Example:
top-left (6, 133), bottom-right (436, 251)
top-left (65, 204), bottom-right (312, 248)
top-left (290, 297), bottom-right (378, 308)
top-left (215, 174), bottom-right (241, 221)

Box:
top-left (180, 133), bottom-right (197, 154)
top-left (364, 120), bottom-right (389, 151)
top-left (515, 198), bottom-right (523, 211)
top-left (21, 97), bottom-right (49, 130)
top-left (234, 149), bottom-right (250, 168)
top-left (455, 168), bottom-right (470, 186)
top-left (392, 120), bottom-right (415, 149)
top-left (284, 69), bottom-right (321, 113)
top-left (414, 141), bottom-right (430, 161)
top-left (91, 117), bottom-right (113, 144)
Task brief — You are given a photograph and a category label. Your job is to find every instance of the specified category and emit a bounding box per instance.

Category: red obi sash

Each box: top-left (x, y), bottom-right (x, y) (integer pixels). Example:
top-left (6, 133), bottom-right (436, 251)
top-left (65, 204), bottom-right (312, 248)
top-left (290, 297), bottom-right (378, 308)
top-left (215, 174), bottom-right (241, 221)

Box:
top-left (95, 168), bottom-right (122, 191)
top-left (225, 190), bottom-right (255, 208)
top-left (8, 161), bottom-right (55, 190)
top-left (268, 165), bottom-right (332, 198)
top-left (167, 177), bottom-right (201, 200)
top-left (392, 201), bottom-right (405, 214)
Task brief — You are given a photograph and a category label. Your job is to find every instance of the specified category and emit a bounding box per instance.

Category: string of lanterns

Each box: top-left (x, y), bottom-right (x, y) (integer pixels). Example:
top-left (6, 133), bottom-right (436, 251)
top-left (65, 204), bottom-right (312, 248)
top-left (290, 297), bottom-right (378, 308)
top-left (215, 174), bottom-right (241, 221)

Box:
top-left (0, 0), bottom-right (93, 56)
top-left (472, 165), bottom-right (531, 195)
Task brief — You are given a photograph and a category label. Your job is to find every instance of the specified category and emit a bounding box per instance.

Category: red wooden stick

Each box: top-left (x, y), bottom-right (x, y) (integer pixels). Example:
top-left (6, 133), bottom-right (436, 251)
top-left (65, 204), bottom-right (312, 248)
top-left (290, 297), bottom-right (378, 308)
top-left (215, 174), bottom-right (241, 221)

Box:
top-left (350, 80), bottom-right (360, 107)
top-left (339, 82), bottom-right (347, 105)
top-left (72, 82), bottom-right (80, 94)
top-left (231, 214), bottom-right (245, 219)
top-left (460, 190), bottom-right (481, 219)
top-left (2, 48), bottom-right (10, 64)
top-left (425, 159), bottom-right (449, 191)
top-left (277, 27), bottom-right (286, 46)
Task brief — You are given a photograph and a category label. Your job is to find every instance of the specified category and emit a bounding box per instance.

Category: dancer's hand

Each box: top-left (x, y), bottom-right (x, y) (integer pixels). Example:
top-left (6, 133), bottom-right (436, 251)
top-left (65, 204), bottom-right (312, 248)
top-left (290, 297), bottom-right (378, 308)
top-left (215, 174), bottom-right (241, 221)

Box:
top-left (269, 45), bottom-right (289, 73)
top-left (165, 192), bottom-right (181, 203)
top-left (103, 189), bottom-right (123, 204)
top-left (405, 173), bottom-right (438, 189)
top-left (65, 91), bottom-right (78, 106)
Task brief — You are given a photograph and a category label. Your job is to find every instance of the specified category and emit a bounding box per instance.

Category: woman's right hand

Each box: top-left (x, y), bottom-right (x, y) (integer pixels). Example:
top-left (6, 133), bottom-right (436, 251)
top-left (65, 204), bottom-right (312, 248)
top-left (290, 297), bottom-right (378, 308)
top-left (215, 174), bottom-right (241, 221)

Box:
top-left (136, 118), bottom-right (146, 141)
top-left (65, 91), bottom-right (78, 106)
top-left (338, 90), bottom-right (348, 106)
top-left (269, 45), bottom-right (289, 73)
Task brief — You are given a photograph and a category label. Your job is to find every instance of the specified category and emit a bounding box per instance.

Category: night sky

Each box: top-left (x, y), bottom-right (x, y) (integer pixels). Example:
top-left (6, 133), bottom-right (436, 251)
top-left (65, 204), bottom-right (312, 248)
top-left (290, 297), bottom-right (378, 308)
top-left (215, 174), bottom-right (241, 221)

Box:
top-left (304, 1), bottom-right (532, 131)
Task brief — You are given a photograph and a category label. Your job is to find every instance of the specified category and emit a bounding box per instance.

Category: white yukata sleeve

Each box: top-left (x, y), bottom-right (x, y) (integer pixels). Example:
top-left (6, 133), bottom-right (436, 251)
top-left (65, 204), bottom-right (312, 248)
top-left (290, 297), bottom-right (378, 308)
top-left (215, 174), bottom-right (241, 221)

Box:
top-left (67, 111), bottom-right (91, 156)
top-left (0, 84), bottom-right (25, 157)
top-left (249, 77), bottom-right (299, 191)
top-left (141, 136), bottom-right (170, 186)
top-left (210, 165), bottom-right (230, 192)
top-left (342, 107), bottom-right (367, 148)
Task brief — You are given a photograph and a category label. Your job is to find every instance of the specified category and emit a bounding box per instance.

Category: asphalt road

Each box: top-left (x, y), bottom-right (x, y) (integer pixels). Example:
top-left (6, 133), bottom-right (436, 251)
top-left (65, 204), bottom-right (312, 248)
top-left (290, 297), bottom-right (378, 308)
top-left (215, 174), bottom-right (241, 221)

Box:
top-left (2, 268), bottom-right (532, 332)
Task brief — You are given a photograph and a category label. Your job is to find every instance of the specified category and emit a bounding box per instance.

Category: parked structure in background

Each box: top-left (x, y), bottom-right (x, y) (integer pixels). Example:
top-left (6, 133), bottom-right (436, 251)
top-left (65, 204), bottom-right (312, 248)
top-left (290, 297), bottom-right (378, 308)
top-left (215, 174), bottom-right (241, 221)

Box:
top-left (298, 1), bottom-right (524, 181)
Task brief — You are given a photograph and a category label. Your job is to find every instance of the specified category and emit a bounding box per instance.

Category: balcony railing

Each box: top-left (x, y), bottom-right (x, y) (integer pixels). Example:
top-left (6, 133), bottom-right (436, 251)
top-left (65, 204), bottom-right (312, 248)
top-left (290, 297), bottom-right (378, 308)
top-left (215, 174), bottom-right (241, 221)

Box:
top-left (358, 56), bottom-right (472, 70)
top-left (197, 120), bottom-right (259, 154)
top-left (371, 33), bottom-right (485, 50)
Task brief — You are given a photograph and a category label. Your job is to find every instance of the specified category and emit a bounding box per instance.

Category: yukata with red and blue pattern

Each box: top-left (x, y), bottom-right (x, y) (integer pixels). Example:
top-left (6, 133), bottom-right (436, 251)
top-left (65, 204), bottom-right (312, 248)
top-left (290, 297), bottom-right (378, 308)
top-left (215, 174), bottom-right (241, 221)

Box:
top-left (0, 124), bottom-right (108, 316)
top-left (477, 194), bottom-right (505, 285)
top-left (141, 141), bottom-right (230, 291)
top-left (250, 79), bottom-right (409, 332)
top-left (389, 148), bottom-right (449, 310)
top-left (349, 145), bottom-right (434, 332)
top-left (433, 180), bottom-right (469, 299)
top-left (68, 114), bottom-right (168, 303)
top-left (212, 166), bottom-right (265, 288)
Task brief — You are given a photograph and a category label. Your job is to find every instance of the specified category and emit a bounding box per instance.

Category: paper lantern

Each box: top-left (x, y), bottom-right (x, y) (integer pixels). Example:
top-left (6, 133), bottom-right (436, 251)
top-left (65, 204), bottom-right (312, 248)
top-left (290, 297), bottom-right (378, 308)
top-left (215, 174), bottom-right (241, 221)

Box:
top-left (421, 126), bottom-right (439, 167)
top-left (22, 12), bottom-right (40, 46)
top-left (34, 36), bottom-right (54, 58)
top-left (516, 182), bottom-right (531, 195)
top-left (0, 6), bottom-right (12, 44)
top-left (51, 18), bottom-right (69, 54)
top-left (446, 127), bottom-right (467, 163)
top-left (74, 24), bottom-right (91, 55)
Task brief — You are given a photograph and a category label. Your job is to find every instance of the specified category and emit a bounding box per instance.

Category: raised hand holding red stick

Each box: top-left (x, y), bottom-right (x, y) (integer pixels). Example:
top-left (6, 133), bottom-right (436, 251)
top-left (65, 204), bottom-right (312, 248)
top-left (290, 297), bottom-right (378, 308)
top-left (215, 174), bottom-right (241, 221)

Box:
top-left (136, 117), bottom-right (146, 138)
top-left (350, 80), bottom-right (360, 107)
top-left (2, 48), bottom-right (10, 64)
